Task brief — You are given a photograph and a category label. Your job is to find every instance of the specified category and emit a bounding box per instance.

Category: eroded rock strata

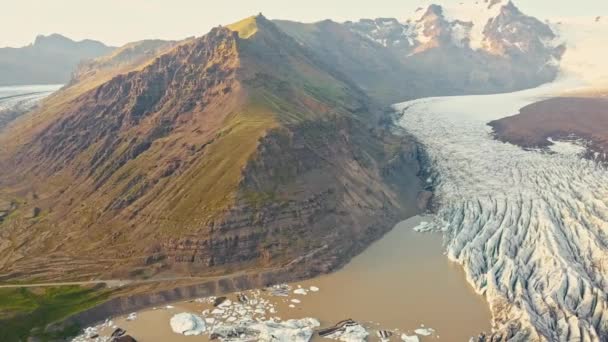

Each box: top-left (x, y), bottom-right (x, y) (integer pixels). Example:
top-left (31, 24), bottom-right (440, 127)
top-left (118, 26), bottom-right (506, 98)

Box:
top-left (0, 16), bottom-right (424, 284)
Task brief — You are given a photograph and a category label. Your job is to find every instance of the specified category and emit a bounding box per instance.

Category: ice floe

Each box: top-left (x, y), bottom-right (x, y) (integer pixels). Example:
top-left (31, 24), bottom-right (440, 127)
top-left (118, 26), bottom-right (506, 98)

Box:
top-left (169, 312), bottom-right (206, 336)
top-left (319, 319), bottom-right (369, 342)
top-left (170, 313), bottom-right (206, 336)
top-left (376, 329), bottom-right (393, 341)
top-left (267, 283), bottom-right (292, 296)
top-left (325, 323), bottom-right (369, 342)
top-left (210, 318), bottom-right (320, 341)
top-left (414, 327), bottom-right (434, 336)
top-left (401, 334), bottom-right (420, 342)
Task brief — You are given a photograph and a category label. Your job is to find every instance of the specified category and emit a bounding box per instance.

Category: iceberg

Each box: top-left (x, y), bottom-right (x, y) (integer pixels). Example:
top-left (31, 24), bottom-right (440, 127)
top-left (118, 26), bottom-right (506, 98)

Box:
top-left (325, 324), bottom-right (369, 342)
top-left (414, 328), bottom-right (434, 336)
top-left (401, 334), bottom-right (420, 342)
top-left (293, 288), bottom-right (308, 295)
top-left (211, 318), bottom-right (320, 342)
top-left (170, 312), bottom-right (206, 336)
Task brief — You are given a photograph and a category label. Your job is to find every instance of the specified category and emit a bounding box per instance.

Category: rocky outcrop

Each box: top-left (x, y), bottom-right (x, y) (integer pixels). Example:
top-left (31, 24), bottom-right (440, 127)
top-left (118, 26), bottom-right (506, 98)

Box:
top-left (155, 116), bottom-right (423, 275)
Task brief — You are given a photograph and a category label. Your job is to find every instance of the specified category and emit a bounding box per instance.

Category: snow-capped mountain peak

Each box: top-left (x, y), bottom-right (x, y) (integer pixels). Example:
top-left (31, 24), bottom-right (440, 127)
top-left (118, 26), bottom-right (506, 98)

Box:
top-left (346, 0), bottom-right (561, 60)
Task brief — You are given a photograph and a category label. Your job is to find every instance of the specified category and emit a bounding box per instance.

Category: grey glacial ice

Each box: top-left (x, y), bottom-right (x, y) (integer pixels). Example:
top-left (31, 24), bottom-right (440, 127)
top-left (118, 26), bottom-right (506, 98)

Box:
top-left (395, 80), bottom-right (608, 341)
top-left (0, 84), bottom-right (62, 130)
top-left (0, 84), bottom-right (62, 111)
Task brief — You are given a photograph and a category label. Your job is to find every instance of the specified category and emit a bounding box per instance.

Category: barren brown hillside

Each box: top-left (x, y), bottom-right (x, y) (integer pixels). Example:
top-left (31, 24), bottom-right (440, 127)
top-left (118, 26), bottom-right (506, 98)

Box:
top-left (489, 96), bottom-right (608, 162)
top-left (0, 16), bottom-right (424, 283)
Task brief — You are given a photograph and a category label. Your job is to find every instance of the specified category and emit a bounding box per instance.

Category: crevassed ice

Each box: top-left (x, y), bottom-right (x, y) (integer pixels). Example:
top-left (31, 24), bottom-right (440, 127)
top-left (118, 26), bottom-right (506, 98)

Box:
top-left (395, 82), bottom-right (608, 341)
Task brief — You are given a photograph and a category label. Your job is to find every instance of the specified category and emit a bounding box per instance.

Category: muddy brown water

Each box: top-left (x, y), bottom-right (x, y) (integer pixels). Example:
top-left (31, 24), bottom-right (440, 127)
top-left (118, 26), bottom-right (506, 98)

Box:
top-left (94, 216), bottom-right (491, 341)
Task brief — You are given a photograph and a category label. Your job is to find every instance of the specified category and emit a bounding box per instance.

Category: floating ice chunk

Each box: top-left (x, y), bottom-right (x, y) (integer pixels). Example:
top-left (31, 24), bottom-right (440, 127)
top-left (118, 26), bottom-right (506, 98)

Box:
top-left (226, 316), bottom-right (237, 322)
top-left (294, 288), bottom-right (308, 295)
top-left (324, 322), bottom-right (369, 342)
top-left (251, 318), bottom-right (320, 341)
top-left (218, 299), bottom-right (232, 308)
top-left (309, 286), bottom-right (319, 292)
top-left (289, 304), bottom-right (296, 308)
top-left (205, 317), bottom-right (216, 324)
top-left (290, 299), bottom-right (301, 304)
top-left (165, 305), bottom-right (175, 309)
top-left (212, 318), bottom-right (320, 342)
top-left (170, 313), bottom-right (206, 336)
top-left (211, 308), bottom-right (225, 315)
top-left (401, 334), bottom-right (420, 342)
top-left (377, 330), bottom-right (393, 341)
top-left (126, 312), bottom-right (137, 321)
top-left (412, 221), bottom-right (432, 232)
top-left (268, 284), bottom-right (292, 296)
top-left (414, 328), bottom-right (434, 336)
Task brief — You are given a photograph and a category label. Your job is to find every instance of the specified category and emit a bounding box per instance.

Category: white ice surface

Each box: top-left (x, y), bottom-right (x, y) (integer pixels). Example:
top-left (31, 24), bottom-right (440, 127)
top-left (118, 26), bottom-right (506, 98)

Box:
top-left (211, 317), bottom-right (320, 342)
top-left (170, 312), bottom-right (206, 336)
top-left (395, 78), bottom-right (608, 340)
top-left (0, 84), bottom-right (61, 113)
top-left (325, 323), bottom-right (369, 342)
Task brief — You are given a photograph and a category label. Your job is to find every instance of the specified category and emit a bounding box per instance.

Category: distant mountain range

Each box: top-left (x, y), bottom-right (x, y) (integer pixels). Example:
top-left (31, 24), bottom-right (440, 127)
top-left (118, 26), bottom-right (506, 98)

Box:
top-left (0, 34), bottom-right (114, 86)
top-left (277, 0), bottom-right (564, 104)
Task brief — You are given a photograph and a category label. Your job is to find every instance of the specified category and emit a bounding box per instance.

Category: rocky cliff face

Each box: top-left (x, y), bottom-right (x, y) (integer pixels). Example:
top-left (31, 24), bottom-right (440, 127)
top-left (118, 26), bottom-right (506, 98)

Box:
top-left (160, 118), bottom-right (422, 276)
top-left (482, 1), bottom-right (564, 62)
top-left (0, 16), bottom-right (424, 282)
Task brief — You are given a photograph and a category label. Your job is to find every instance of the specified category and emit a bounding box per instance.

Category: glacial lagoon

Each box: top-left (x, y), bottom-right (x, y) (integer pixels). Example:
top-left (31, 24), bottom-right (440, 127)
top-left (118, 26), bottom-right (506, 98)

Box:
top-left (75, 216), bottom-right (491, 341)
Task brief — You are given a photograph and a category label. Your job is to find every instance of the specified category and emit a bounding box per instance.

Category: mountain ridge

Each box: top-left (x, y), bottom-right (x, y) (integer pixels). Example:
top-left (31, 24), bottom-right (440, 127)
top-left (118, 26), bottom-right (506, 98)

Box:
top-left (0, 34), bottom-right (114, 86)
top-left (276, 1), bottom-right (563, 104)
top-left (0, 15), bottom-right (424, 283)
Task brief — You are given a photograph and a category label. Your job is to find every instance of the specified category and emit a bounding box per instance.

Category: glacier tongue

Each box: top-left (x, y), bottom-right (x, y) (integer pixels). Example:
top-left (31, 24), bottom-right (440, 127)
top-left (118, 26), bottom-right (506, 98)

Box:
top-left (395, 84), bottom-right (608, 341)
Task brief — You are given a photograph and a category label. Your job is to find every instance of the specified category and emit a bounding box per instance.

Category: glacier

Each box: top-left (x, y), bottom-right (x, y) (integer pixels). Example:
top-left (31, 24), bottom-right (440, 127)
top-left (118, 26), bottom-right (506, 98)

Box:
top-left (0, 84), bottom-right (62, 112)
top-left (395, 80), bottom-right (608, 341)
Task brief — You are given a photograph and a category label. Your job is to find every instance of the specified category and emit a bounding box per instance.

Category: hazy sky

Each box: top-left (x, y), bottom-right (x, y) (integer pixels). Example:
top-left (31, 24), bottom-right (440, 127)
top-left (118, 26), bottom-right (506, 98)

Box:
top-left (1, 0), bottom-right (606, 47)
